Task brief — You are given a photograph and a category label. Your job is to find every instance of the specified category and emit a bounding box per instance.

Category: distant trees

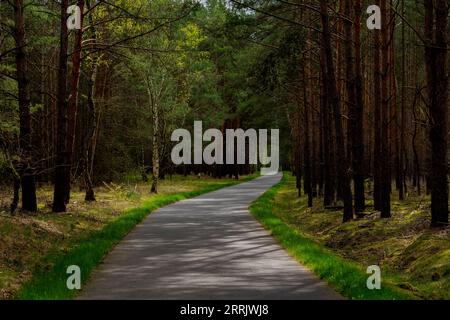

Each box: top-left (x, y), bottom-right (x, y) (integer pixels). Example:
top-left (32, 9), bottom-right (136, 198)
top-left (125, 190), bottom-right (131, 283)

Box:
top-left (0, 0), bottom-right (447, 227)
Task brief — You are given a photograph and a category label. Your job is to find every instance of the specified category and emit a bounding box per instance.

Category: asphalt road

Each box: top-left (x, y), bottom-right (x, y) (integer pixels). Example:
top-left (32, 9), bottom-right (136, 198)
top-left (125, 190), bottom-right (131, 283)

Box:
top-left (80, 173), bottom-right (341, 299)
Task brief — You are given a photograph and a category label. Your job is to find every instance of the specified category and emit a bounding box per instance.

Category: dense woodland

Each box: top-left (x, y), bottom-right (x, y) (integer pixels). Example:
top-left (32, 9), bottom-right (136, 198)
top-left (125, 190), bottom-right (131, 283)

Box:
top-left (0, 0), bottom-right (448, 226)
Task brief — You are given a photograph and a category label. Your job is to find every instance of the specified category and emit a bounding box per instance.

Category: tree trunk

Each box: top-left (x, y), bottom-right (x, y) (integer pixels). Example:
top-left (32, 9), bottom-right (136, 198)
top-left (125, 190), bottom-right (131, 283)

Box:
top-left (320, 48), bottom-right (334, 207)
top-left (424, 0), bottom-right (448, 227)
top-left (84, 0), bottom-right (98, 202)
top-left (373, 0), bottom-right (382, 212)
top-left (398, 0), bottom-right (406, 201)
top-left (302, 63), bottom-right (312, 207)
top-left (65, 0), bottom-right (85, 202)
top-left (10, 178), bottom-right (20, 214)
top-left (52, 0), bottom-right (70, 212)
top-left (13, 0), bottom-right (37, 212)
top-left (320, 0), bottom-right (353, 222)
top-left (344, 0), bottom-right (365, 213)
top-left (379, 0), bottom-right (391, 218)
top-left (353, 0), bottom-right (365, 212)
top-left (149, 83), bottom-right (159, 194)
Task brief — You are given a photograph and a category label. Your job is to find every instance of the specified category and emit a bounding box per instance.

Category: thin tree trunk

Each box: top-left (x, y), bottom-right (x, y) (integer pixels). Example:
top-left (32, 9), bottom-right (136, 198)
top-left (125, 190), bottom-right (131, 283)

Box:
top-left (379, 0), bottom-right (391, 218)
top-left (65, 0), bottom-right (85, 202)
top-left (373, 0), bottom-right (382, 211)
top-left (302, 63), bottom-right (312, 208)
top-left (320, 48), bottom-right (334, 207)
top-left (398, 0), bottom-right (406, 200)
top-left (148, 80), bottom-right (159, 194)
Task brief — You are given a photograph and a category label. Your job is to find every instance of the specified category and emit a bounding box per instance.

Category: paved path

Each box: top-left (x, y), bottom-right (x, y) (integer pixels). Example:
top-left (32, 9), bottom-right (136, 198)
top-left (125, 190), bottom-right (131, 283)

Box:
top-left (80, 173), bottom-right (341, 299)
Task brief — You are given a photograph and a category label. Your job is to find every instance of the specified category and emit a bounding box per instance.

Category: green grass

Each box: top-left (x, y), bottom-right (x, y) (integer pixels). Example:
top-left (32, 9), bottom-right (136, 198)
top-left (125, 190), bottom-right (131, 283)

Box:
top-left (249, 172), bottom-right (417, 300)
top-left (15, 176), bottom-right (255, 300)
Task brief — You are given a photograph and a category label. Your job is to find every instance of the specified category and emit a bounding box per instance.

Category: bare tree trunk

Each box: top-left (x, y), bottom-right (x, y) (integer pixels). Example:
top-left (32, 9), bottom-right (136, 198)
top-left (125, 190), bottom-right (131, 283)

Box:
top-left (344, 0), bottom-right (365, 213)
top-left (148, 80), bottom-right (159, 194)
top-left (65, 0), bottom-right (85, 202)
top-left (10, 178), bottom-right (20, 214)
top-left (84, 0), bottom-right (98, 202)
top-left (52, 0), bottom-right (70, 212)
top-left (411, 89), bottom-right (420, 196)
top-left (320, 0), bottom-right (353, 222)
top-left (320, 48), bottom-right (334, 207)
top-left (295, 105), bottom-right (302, 197)
top-left (13, 0), bottom-right (37, 212)
top-left (352, 0), bottom-right (365, 212)
top-left (379, 0), bottom-right (391, 218)
top-left (398, 0), bottom-right (406, 201)
top-left (84, 57), bottom-right (97, 202)
top-left (424, 0), bottom-right (448, 227)
top-left (302, 63), bottom-right (312, 207)
top-left (373, 0), bottom-right (382, 212)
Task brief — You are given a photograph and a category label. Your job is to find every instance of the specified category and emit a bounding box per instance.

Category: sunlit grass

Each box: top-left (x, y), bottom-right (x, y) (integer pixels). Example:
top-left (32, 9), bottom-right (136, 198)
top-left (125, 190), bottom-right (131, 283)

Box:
top-left (5, 174), bottom-right (256, 300)
top-left (249, 172), bottom-right (419, 300)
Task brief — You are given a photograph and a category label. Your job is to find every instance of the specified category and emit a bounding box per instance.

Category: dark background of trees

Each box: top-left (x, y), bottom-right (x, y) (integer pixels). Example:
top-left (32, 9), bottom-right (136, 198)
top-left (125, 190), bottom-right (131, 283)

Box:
top-left (0, 0), bottom-right (448, 227)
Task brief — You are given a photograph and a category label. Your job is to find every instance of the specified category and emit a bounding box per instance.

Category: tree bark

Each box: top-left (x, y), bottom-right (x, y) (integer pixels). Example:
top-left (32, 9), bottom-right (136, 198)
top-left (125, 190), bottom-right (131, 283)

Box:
top-left (302, 63), bottom-right (312, 207)
top-left (148, 79), bottom-right (160, 194)
top-left (13, 0), bottom-right (37, 212)
top-left (352, 0), bottom-right (365, 212)
top-left (65, 0), bottom-right (85, 202)
top-left (373, 0), bottom-right (382, 212)
top-left (344, 0), bottom-right (365, 213)
top-left (320, 0), bottom-right (353, 222)
top-left (53, 0), bottom-right (70, 212)
top-left (398, 0), bottom-right (406, 201)
top-left (380, 0), bottom-right (391, 218)
top-left (424, 0), bottom-right (448, 227)
top-left (320, 47), bottom-right (334, 207)
top-left (84, 0), bottom-right (98, 202)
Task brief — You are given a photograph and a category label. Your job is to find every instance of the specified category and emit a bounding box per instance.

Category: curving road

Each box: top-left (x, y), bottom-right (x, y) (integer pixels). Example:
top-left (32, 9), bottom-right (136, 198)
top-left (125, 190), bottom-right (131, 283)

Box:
top-left (80, 173), bottom-right (341, 300)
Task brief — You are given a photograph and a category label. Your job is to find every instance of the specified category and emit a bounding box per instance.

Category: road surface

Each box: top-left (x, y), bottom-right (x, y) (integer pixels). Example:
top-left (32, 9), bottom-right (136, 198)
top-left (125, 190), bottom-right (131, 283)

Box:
top-left (80, 173), bottom-right (341, 299)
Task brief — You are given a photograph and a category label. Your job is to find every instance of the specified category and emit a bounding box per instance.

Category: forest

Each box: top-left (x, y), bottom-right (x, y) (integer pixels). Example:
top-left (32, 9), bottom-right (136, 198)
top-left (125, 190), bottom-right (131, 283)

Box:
top-left (0, 0), bottom-right (448, 300)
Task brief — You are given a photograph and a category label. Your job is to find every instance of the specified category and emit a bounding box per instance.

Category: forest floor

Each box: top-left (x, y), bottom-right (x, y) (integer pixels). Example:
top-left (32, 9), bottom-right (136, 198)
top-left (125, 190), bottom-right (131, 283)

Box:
top-left (0, 174), bottom-right (254, 299)
top-left (258, 172), bottom-right (449, 299)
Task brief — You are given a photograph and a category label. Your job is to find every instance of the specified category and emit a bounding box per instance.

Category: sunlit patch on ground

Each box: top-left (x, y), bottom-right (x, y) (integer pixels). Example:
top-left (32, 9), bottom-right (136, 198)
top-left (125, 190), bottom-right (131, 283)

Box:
top-left (268, 173), bottom-right (449, 299)
top-left (0, 175), bottom-right (249, 299)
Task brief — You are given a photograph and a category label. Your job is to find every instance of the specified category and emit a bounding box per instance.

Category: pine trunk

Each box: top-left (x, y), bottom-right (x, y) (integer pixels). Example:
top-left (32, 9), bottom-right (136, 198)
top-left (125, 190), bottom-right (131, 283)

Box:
top-left (14, 0), bottom-right (37, 212)
top-left (52, 0), bottom-right (70, 212)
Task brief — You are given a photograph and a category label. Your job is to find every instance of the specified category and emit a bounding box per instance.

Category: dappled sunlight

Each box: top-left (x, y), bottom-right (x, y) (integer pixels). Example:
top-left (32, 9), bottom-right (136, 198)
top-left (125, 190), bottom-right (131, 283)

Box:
top-left (80, 173), bottom-right (341, 300)
top-left (0, 175), bottom-right (253, 299)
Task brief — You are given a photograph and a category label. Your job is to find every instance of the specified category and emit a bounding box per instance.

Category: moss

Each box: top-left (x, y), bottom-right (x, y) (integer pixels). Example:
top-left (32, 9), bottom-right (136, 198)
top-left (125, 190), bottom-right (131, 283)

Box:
top-left (253, 172), bottom-right (449, 300)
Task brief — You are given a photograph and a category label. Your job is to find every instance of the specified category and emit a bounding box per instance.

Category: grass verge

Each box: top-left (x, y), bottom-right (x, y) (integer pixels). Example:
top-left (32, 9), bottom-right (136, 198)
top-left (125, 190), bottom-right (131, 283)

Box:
top-left (249, 173), bottom-right (417, 300)
top-left (15, 176), bottom-right (255, 300)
